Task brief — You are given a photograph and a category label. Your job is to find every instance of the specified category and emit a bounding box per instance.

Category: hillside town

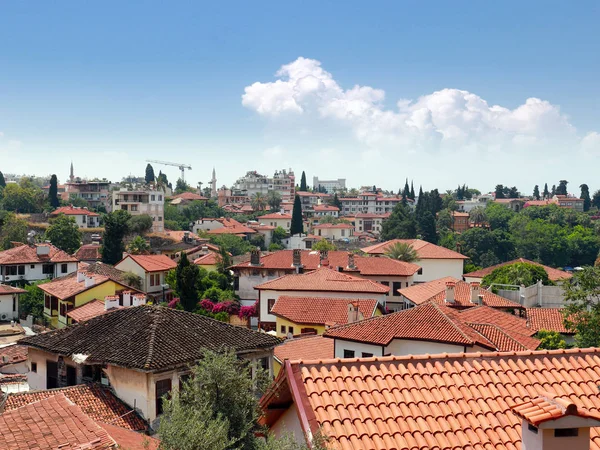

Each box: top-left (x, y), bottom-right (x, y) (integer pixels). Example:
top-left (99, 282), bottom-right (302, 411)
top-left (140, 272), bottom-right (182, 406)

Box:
top-left (1, 161), bottom-right (600, 449)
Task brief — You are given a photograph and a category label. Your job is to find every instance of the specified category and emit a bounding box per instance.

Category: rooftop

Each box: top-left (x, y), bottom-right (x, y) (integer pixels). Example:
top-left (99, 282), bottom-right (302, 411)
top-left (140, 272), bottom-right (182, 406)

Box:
top-left (0, 243), bottom-right (78, 265)
top-left (361, 239), bottom-right (468, 259)
top-left (74, 243), bottom-right (102, 261)
top-left (50, 205), bottom-right (100, 217)
top-left (170, 192), bottom-right (207, 201)
top-left (527, 307), bottom-right (573, 334)
top-left (465, 258), bottom-right (572, 282)
top-left (0, 343), bottom-right (28, 368)
top-left (39, 272), bottom-right (110, 300)
top-left (118, 254), bottom-right (177, 272)
top-left (255, 267), bottom-right (390, 294)
top-left (511, 392), bottom-right (600, 426)
top-left (313, 223), bottom-right (353, 229)
top-left (430, 280), bottom-right (523, 309)
top-left (66, 299), bottom-right (120, 323)
top-left (273, 335), bottom-right (334, 365)
top-left (0, 283), bottom-right (26, 295)
top-left (193, 252), bottom-right (221, 265)
top-left (257, 212), bottom-right (293, 220)
top-left (260, 348), bottom-right (600, 450)
top-left (19, 306), bottom-right (281, 372)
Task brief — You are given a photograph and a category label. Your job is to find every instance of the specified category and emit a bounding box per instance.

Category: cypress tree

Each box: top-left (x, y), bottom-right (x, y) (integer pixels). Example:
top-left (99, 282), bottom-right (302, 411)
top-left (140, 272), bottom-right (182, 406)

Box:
top-left (101, 210), bottom-right (130, 265)
top-left (551, 185), bottom-right (556, 196)
top-left (49, 174), bottom-right (60, 208)
top-left (176, 252), bottom-right (200, 311)
top-left (403, 179), bottom-right (410, 199)
top-left (0, 171), bottom-right (5, 188)
top-left (299, 171), bottom-right (307, 191)
top-left (290, 194), bottom-right (304, 235)
top-left (533, 185), bottom-right (540, 200)
top-left (145, 164), bottom-right (155, 184)
top-left (410, 181), bottom-right (415, 200)
top-left (580, 184), bottom-right (591, 212)
top-left (543, 183), bottom-right (550, 199)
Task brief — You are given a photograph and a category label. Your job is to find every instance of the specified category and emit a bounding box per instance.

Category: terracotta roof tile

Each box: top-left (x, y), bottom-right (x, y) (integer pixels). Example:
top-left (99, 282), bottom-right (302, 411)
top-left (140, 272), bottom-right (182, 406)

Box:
top-left (465, 258), bottom-right (572, 282)
top-left (467, 323), bottom-right (539, 351)
top-left (361, 239), bottom-right (468, 259)
top-left (527, 308), bottom-right (572, 334)
top-left (0, 393), bottom-right (116, 449)
top-left (39, 272), bottom-right (111, 300)
top-left (511, 391), bottom-right (600, 426)
top-left (120, 254), bottom-right (177, 272)
top-left (257, 212), bottom-right (293, 220)
top-left (0, 243), bottom-right (78, 265)
top-left (274, 335), bottom-right (334, 364)
top-left (271, 296), bottom-right (379, 327)
top-left (97, 423), bottom-right (160, 450)
top-left (74, 243), bottom-right (102, 261)
top-left (0, 344), bottom-right (28, 368)
top-left (255, 267), bottom-right (390, 294)
top-left (261, 348), bottom-right (600, 450)
top-left (5, 384), bottom-right (147, 431)
top-left (313, 205), bottom-right (339, 212)
top-left (171, 192), bottom-right (207, 201)
top-left (193, 252), bottom-right (220, 265)
top-left (51, 206), bottom-right (100, 217)
top-left (458, 305), bottom-right (535, 336)
top-left (66, 299), bottom-right (121, 322)
top-left (0, 283), bottom-right (26, 294)
top-left (313, 223), bottom-right (353, 229)
top-left (397, 276), bottom-right (458, 304)
top-left (429, 280), bottom-right (523, 309)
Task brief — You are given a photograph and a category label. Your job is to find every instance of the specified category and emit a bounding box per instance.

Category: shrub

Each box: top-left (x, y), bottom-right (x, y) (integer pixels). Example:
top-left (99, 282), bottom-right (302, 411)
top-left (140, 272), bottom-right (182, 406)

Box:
top-left (167, 298), bottom-right (180, 309)
top-left (199, 299), bottom-right (215, 313)
top-left (213, 312), bottom-right (229, 322)
top-left (239, 301), bottom-right (258, 319)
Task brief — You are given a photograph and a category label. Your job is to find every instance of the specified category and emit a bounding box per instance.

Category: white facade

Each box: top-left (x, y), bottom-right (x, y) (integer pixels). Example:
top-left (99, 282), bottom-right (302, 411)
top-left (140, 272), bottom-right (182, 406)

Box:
top-left (112, 187), bottom-right (165, 232)
top-left (115, 257), bottom-right (166, 294)
top-left (192, 218), bottom-right (226, 233)
top-left (314, 226), bottom-right (355, 241)
top-left (0, 293), bottom-right (19, 321)
top-left (0, 261), bottom-right (77, 284)
top-left (312, 177), bottom-right (346, 194)
top-left (413, 259), bottom-right (464, 283)
top-left (257, 215), bottom-right (292, 232)
top-left (340, 194), bottom-right (405, 216)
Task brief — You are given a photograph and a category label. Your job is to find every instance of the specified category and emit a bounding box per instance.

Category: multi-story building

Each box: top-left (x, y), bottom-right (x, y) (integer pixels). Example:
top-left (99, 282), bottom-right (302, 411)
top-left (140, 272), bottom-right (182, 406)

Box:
top-left (49, 206), bottom-right (100, 228)
top-left (0, 243), bottom-right (78, 284)
top-left (339, 192), bottom-right (406, 216)
top-left (112, 186), bottom-right (165, 232)
top-left (231, 169), bottom-right (295, 203)
top-left (64, 179), bottom-right (111, 211)
top-left (271, 169), bottom-right (295, 202)
top-left (312, 177), bottom-right (346, 194)
top-left (354, 213), bottom-right (390, 235)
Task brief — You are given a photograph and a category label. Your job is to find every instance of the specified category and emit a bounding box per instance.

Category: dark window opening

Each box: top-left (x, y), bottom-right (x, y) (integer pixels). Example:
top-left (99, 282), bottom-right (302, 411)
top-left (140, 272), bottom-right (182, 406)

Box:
top-left (31, 362), bottom-right (37, 373)
top-left (343, 350), bottom-right (355, 358)
top-left (42, 264), bottom-right (54, 275)
top-left (280, 325), bottom-right (285, 334)
top-left (156, 379), bottom-right (172, 415)
top-left (46, 361), bottom-right (58, 389)
top-left (18, 265), bottom-right (25, 275)
top-left (362, 352), bottom-right (374, 358)
top-left (288, 326), bottom-right (294, 335)
top-left (233, 277), bottom-right (240, 290)
top-left (61, 263), bottom-right (68, 273)
top-left (555, 428), bottom-right (579, 438)
top-left (66, 365), bottom-right (77, 386)
top-left (300, 328), bottom-right (317, 334)
top-left (392, 282), bottom-right (401, 296)
top-left (267, 299), bottom-right (276, 312)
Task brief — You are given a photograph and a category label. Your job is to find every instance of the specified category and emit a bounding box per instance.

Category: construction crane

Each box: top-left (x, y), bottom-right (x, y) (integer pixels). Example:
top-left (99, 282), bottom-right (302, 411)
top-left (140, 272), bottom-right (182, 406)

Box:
top-left (146, 159), bottom-right (192, 181)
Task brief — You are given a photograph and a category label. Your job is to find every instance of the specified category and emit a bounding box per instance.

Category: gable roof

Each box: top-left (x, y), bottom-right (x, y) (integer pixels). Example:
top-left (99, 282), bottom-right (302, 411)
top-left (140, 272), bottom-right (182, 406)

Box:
top-left (0, 243), bottom-right (78, 265)
top-left (171, 192), bottom-right (207, 201)
top-left (313, 205), bottom-right (339, 212)
top-left (397, 276), bottom-right (458, 304)
top-left (511, 392), bottom-right (600, 426)
top-left (0, 283), bottom-right (26, 295)
top-left (527, 307), bottom-right (573, 334)
top-left (260, 348), bottom-right (600, 450)
top-left (39, 272), bottom-right (112, 300)
top-left (118, 254), bottom-right (177, 272)
top-left (361, 239), bottom-right (468, 259)
top-left (274, 336), bottom-right (334, 365)
top-left (231, 250), bottom-right (420, 277)
top-left (51, 205), bottom-right (99, 217)
top-left (193, 251), bottom-right (221, 265)
top-left (19, 306), bottom-right (281, 372)
top-left (430, 280), bottom-right (523, 309)
top-left (4, 384), bottom-right (147, 431)
top-left (465, 258), bottom-right (572, 281)
top-left (67, 299), bottom-right (121, 323)
top-left (0, 343), bottom-right (28, 368)
top-left (257, 212), bottom-right (292, 220)
top-left (255, 267), bottom-right (390, 294)
top-left (271, 296), bottom-right (379, 327)
top-left (0, 393), bottom-right (117, 449)
top-left (313, 223), bottom-right (353, 229)
top-left (457, 305), bottom-right (535, 336)
top-left (74, 243), bottom-right (102, 261)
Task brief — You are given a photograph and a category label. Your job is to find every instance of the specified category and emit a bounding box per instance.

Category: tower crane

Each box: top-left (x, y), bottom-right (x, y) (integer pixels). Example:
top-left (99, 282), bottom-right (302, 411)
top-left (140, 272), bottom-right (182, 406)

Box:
top-left (146, 160), bottom-right (192, 181)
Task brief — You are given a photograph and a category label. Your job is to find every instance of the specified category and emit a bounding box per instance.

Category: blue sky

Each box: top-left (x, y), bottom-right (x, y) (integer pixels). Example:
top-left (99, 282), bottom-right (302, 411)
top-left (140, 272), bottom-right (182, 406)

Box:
top-left (1, 1), bottom-right (598, 193)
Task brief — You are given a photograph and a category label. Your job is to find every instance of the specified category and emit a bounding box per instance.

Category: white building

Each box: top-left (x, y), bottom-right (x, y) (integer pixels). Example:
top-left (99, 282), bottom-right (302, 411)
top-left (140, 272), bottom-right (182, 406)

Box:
top-left (112, 187), bottom-right (165, 232)
top-left (312, 177), bottom-right (346, 194)
top-left (49, 206), bottom-right (100, 228)
top-left (115, 254), bottom-right (177, 301)
top-left (0, 243), bottom-right (78, 284)
top-left (256, 212), bottom-right (293, 232)
top-left (232, 169), bottom-right (296, 203)
top-left (0, 284), bottom-right (25, 322)
top-left (313, 223), bottom-right (355, 241)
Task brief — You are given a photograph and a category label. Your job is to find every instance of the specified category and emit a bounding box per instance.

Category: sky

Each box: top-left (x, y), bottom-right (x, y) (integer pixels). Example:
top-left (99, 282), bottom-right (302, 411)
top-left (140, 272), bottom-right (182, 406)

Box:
top-left (0, 1), bottom-right (599, 194)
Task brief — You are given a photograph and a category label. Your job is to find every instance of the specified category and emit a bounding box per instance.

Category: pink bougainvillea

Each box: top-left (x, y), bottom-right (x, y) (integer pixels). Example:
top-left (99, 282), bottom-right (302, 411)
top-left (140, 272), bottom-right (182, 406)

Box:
top-left (238, 301), bottom-right (258, 319)
top-left (168, 298), bottom-right (180, 309)
top-left (212, 301), bottom-right (240, 315)
top-left (198, 299), bottom-right (215, 313)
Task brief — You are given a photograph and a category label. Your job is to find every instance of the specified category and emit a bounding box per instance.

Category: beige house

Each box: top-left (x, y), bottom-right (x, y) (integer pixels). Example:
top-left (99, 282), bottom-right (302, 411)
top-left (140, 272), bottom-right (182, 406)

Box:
top-left (115, 254), bottom-right (177, 302)
top-left (312, 223), bottom-right (355, 241)
top-left (112, 187), bottom-right (165, 232)
top-left (50, 206), bottom-right (100, 228)
top-left (256, 212), bottom-right (293, 232)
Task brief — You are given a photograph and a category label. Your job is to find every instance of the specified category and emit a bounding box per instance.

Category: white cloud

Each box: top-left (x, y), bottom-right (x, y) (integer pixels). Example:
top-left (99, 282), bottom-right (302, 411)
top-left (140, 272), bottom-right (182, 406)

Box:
top-left (242, 57), bottom-right (590, 158)
top-left (581, 132), bottom-right (600, 154)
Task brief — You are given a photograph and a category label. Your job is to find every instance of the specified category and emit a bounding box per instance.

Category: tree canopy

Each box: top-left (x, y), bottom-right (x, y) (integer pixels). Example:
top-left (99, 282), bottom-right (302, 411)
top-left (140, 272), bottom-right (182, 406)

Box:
top-left (145, 164), bottom-right (155, 184)
top-left (563, 267), bottom-right (600, 347)
top-left (481, 262), bottom-right (552, 288)
top-left (49, 174), bottom-right (60, 208)
top-left (299, 171), bottom-right (307, 191)
top-left (380, 203), bottom-right (416, 241)
top-left (101, 210), bottom-right (130, 265)
top-left (290, 194), bottom-right (303, 235)
top-left (384, 241), bottom-right (419, 263)
top-left (45, 215), bottom-right (82, 254)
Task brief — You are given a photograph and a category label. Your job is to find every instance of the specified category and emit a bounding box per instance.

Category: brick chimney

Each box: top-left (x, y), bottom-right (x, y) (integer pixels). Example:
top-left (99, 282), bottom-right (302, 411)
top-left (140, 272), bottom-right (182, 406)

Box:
top-left (250, 248), bottom-right (261, 266)
top-left (319, 250), bottom-right (329, 267)
top-left (347, 252), bottom-right (356, 270)
top-left (122, 290), bottom-right (133, 307)
top-left (104, 295), bottom-right (120, 311)
top-left (470, 282), bottom-right (480, 304)
top-left (445, 281), bottom-right (456, 303)
top-left (347, 301), bottom-right (363, 323)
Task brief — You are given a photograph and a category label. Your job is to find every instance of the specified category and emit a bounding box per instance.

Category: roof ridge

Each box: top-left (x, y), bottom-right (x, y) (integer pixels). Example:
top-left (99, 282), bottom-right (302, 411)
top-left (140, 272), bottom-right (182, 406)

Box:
top-left (467, 322), bottom-right (525, 351)
top-left (431, 302), bottom-right (479, 345)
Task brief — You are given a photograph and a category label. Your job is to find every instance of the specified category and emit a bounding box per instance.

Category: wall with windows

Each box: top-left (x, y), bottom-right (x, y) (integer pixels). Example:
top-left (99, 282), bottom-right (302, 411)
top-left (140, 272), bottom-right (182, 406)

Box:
top-left (275, 316), bottom-right (325, 338)
top-left (115, 257), bottom-right (166, 293)
top-left (413, 259), bottom-right (464, 283)
top-left (333, 339), bottom-right (384, 359)
top-left (0, 261), bottom-right (77, 283)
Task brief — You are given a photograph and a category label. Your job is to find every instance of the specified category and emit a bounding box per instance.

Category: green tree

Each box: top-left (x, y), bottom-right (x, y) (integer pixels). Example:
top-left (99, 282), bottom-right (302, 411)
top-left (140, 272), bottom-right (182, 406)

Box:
top-left (481, 262), bottom-right (551, 288)
top-left (551, 184), bottom-right (556, 196)
top-left (49, 174), bottom-right (60, 208)
top-left (128, 214), bottom-right (153, 234)
top-left (380, 203), bottom-right (417, 241)
top-left (535, 329), bottom-right (566, 350)
top-left (267, 191), bottom-right (282, 212)
top-left (593, 189), bottom-right (600, 210)
top-left (0, 213), bottom-right (28, 250)
top-left (251, 193), bottom-right (267, 212)
top-left (410, 181), bottom-right (415, 200)
top-left (312, 239), bottom-right (337, 251)
top-left (271, 226), bottom-right (287, 246)
top-left (532, 185), bottom-right (540, 200)
top-left (102, 210), bottom-right (131, 265)
top-left (436, 208), bottom-right (453, 232)
top-left (121, 271), bottom-right (142, 289)
top-left (1, 182), bottom-right (43, 213)
top-left (210, 234), bottom-right (254, 256)
top-left (384, 241), bottom-right (419, 263)
top-left (175, 178), bottom-right (192, 194)
top-left (494, 184), bottom-right (505, 199)
top-left (0, 171), bottom-right (5, 188)
top-left (176, 253), bottom-right (200, 312)
top-left (469, 206), bottom-right (487, 226)
top-left (127, 235), bottom-right (150, 254)
top-left (331, 193), bottom-right (342, 210)
top-left (542, 183), bottom-right (550, 199)
top-left (457, 228), bottom-right (514, 268)
top-left (145, 164), bottom-right (155, 184)
top-left (402, 179), bottom-right (410, 199)
top-left (290, 194), bottom-right (304, 235)
top-left (19, 280), bottom-right (49, 320)
top-left (485, 202), bottom-right (515, 231)
top-left (299, 171), bottom-right (307, 191)
top-left (580, 184), bottom-right (591, 212)
top-left (417, 211), bottom-right (437, 244)
top-left (563, 267), bottom-right (600, 347)
top-left (556, 180), bottom-right (568, 196)
top-left (45, 215), bottom-right (82, 254)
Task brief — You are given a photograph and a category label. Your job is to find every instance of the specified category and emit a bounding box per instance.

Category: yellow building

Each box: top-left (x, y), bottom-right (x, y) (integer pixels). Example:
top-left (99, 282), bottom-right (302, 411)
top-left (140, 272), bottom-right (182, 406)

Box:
top-left (270, 296), bottom-right (382, 339)
top-left (193, 251), bottom-right (220, 272)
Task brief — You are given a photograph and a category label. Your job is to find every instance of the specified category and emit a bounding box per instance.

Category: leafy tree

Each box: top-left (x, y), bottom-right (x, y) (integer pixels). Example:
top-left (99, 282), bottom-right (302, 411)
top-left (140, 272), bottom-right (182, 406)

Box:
top-left (268, 243), bottom-right (284, 251)
top-left (593, 190), bottom-right (600, 210)
top-left (542, 183), bottom-right (550, 199)
top-left (299, 171), bottom-right (307, 191)
top-left (380, 203), bottom-right (417, 240)
top-left (176, 253), bottom-right (200, 312)
top-left (507, 186), bottom-right (519, 198)
top-left (384, 242), bottom-right (419, 263)
top-left (290, 194), bottom-right (304, 235)
top-left (494, 184), bottom-right (505, 199)
top-left (481, 262), bottom-right (551, 288)
top-left (249, 233), bottom-right (266, 250)
top-left (128, 214), bottom-right (153, 234)
top-left (102, 210), bottom-right (131, 265)
top-left (0, 171), bottom-right (5, 188)
top-left (215, 246), bottom-right (233, 278)
top-left (267, 191), bottom-right (282, 212)
top-left (251, 193), bottom-right (267, 212)
top-left (469, 206), bottom-right (487, 226)
top-left (563, 267), bottom-right (600, 347)
top-left (436, 208), bottom-right (453, 232)
top-left (19, 281), bottom-right (49, 320)
top-left (271, 226), bottom-right (287, 246)
top-left (312, 239), bottom-right (337, 251)
top-left (67, 196), bottom-right (90, 208)
top-left (0, 213), bottom-right (28, 250)
top-left (175, 178), bottom-right (192, 194)
top-left (49, 174), bottom-right (60, 208)
top-left (485, 202), bottom-right (515, 231)
top-left (331, 193), bottom-right (342, 210)
top-left (1, 182), bottom-right (44, 213)
top-left (121, 271), bottom-right (142, 289)
top-left (209, 234), bottom-right (255, 256)
top-left (556, 180), bottom-right (568, 196)
top-left (457, 228), bottom-right (514, 268)
top-left (551, 184), bottom-right (556, 196)
top-left (145, 164), bottom-right (155, 184)
top-left (417, 211), bottom-right (437, 244)
top-left (535, 330), bottom-right (566, 350)
top-left (580, 184), bottom-right (591, 212)
top-left (45, 215), bottom-right (82, 254)
top-left (532, 185), bottom-right (540, 200)
top-left (402, 179), bottom-right (410, 199)
top-left (157, 171), bottom-right (169, 186)
top-left (127, 235), bottom-right (150, 254)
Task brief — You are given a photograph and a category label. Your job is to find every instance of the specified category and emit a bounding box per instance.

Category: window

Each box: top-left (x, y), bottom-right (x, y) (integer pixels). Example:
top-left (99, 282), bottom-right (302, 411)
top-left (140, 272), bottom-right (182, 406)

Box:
top-left (259, 357), bottom-right (269, 372)
top-left (44, 295), bottom-right (50, 309)
top-left (30, 265), bottom-right (35, 269)
top-left (151, 195), bottom-right (156, 201)
top-left (555, 428), bottom-right (578, 438)
top-left (13, 297), bottom-right (16, 312)
top-left (267, 299), bottom-right (276, 312)
top-left (380, 281), bottom-right (389, 287)
top-left (42, 264), bottom-right (54, 275)
top-left (155, 379), bottom-right (172, 415)
top-left (82, 215), bottom-right (86, 223)
top-left (46, 361), bottom-right (58, 389)
top-left (6, 266), bottom-right (17, 276)
top-left (61, 264), bottom-right (68, 274)
top-left (31, 362), bottom-right (37, 373)
top-left (527, 424), bottom-right (538, 434)
top-left (300, 328), bottom-right (317, 334)
top-left (233, 277), bottom-right (240, 290)
top-left (343, 350), bottom-right (355, 358)
top-left (417, 267), bottom-right (423, 275)
top-left (392, 282), bottom-right (401, 296)
top-left (288, 326), bottom-right (294, 335)
top-left (158, 195), bottom-right (163, 201)
top-left (150, 274), bottom-right (156, 287)
top-left (18, 265), bottom-right (25, 275)
top-left (361, 352), bottom-right (373, 358)
top-left (158, 216), bottom-right (163, 221)
top-left (67, 365), bottom-right (77, 386)
top-left (131, 205), bottom-right (138, 212)
top-left (341, 229), bottom-right (345, 237)
top-left (280, 325), bottom-right (286, 334)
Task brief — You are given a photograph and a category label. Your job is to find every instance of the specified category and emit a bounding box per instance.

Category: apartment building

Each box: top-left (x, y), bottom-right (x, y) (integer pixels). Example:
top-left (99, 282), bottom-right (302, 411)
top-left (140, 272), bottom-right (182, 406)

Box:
top-left (112, 187), bottom-right (165, 232)
top-left (64, 179), bottom-right (111, 211)
top-left (312, 177), bottom-right (346, 194)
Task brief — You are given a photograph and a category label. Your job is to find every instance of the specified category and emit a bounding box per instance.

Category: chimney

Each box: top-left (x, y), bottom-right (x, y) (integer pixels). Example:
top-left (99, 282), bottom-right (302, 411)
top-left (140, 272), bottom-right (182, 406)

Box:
top-left (292, 249), bottom-right (302, 268)
top-left (36, 245), bottom-right (50, 257)
top-left (347, 301), bottom-right (363, 324)
top-left (445, 281), bottom-right (456, 303)
top-left (470, 282), bottom-right (480, 304)
top-left (84, 273), bottom-right (95, 288)
top-left (122, 290), bottom-right (132, 307)
top-left (77, 270), bottom-right (86, 283)
top-left (347, 252), bottom-right (356, 270)
top-left (319, 250), bottom-right (329, 267)
top-left (250, 248), bottom-right (261, 266)
top-left (201, 245), bottom-right (209, 255)
top-left (104, 295), bottom-right (120, 311)
top-left (132, 293), bottom-right (147, 306)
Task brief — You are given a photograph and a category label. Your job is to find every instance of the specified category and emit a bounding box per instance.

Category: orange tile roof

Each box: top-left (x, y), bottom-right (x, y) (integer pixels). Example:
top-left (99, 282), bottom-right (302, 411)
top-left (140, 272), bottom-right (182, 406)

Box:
top-left (122, 254), bottom-right (177, 272)
top-left (430, 280), bottom-right (522, 309)
top-left (527, 307), bottom-right (572, 334)
top-left (0, 393), bottom-right (116, 449)
top-left (0, 243), bottom-right (78, 265)
top-left (160, 230), bottom-right (203, 241)
top-left (457, 305), bottom-right (535, 336)
top-left (171, 192), bottom-right (207, 201)
top-left (39, 272), bottom-right (111, 300)
top-left (260, 348), bottom-right (600, 450)
top-left (74, 243), bottom-right (102, 261)
top-left (4, 384), bottom-right (147, 431)
top-left (255, 267), bottom-right (390, 294)
top-left (67, 299), bottom-right (120, 322)
top-left (361, 238), bottom-right (467, 259)
top-left (0, 344), bottom-right (28, 368)
top-left (397, 276), bottom-right (458, 304)
top-left (467, 323), bottom-right (539, 352)
top-left (0, 283), bottom-right (26, 294)
top-left (194, 252), bottom-right (220, 265)
top-left (271, 296), bottom-right (379, 327)
top-left (231, 250), bottom-right (419, 277)
top-left (465, 258), bottom-right (572, 282)
top-left (257, 212), bottom-right (293, 220)
top-left (313, 205), bottom-right (339, 212)
top-left (97, 423), bottom-right (160, 450)
top-left (313, 223), bottom-right (353, 229)
top-left (511, 391), bottom-right (600, 426)
top-left (274, 335), bottom-right (334, 364)
top-left (51, 205), bottom-right (99, 217)
top-left (206, 224), bottom-right (257, 235)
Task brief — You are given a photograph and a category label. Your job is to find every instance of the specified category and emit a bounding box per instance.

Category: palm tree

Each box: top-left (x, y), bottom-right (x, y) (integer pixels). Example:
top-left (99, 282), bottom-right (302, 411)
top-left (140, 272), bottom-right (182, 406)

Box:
top-left (385, 242), bottom-right (419, 263)
top-left (469, 206), bottom-right (486, 226)
top-left (251, 193), bottom-right (267, 211)
top-left (127, 235), bottom-right (150, 255)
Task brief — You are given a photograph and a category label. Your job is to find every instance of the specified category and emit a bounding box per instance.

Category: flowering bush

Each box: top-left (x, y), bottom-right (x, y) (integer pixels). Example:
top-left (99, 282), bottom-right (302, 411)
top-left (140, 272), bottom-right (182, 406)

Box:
top-left (167, 298), bottom-right (180, 309)
top-left (238, 301), bottom-right (258, 319)
top-left (198, 299), bottom-right (215, 313)
top-left (212, 301), bottom-right (240, 315)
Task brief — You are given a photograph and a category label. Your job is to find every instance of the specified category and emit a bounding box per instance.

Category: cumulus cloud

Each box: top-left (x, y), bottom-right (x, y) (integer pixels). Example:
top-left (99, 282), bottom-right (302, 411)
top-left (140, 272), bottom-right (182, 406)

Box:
top-left (242, 57), bottom-right (591, 156)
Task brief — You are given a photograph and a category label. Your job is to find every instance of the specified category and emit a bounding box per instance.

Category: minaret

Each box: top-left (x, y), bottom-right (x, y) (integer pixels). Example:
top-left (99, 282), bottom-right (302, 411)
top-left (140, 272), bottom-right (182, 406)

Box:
top-left (210, 167), bottom-right (217, 198)
top-left (69, 161), bottom-right (74, 182)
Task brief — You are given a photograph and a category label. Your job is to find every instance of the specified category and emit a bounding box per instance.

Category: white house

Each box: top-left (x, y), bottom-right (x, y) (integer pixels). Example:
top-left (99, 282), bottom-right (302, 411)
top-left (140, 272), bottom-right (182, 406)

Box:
top-left (0, 243), bottom-right (78, 284)
top-left (354, 213), bottom-right (389, 236)
top-left (49, 206), bottom-right (100, 228)
top-left (312, 204), bottom-right (339, 219)
top-left (256, 212), bottom-right (293, 232)
top-left (0, 284), bottom-right (26, 322)
top-left (115, 254), bottom-right (177, 301)
top-left (312, 223), bottom-right (355, 241)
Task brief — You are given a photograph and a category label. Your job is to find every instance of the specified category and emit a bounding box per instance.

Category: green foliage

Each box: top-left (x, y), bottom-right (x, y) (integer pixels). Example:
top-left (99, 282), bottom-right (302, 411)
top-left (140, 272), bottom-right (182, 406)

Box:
top-left (485, 202), bottom-right (516, 231)
top-left (1, 181), bottom-right (44, 213)
top-left (45, 215), bottom-right (82, 254)
top-left (165, 200), bottom-right (225, 231)
top-left (556, 180), bottom-right (568, 196)
top-left (384, 241), bottom-right (419, 263)
top-left (535, 330), bottom-right (567, 350)
top-left (267, 191), bottom-right (282, 212)
top-left (494, 185), bottom-right (505, 199)
top-left (532, 185), bottom-right (540, 200)
top-left (251, 193), bottom-right (267, 212)
top-left (128, 214), bottom-right (153, 234)
top-left (580, 184), bottom-right (591, 212)
top-left (593, 190), bottom-right (600, 210)
top-left (290, 195), bottom-right (304, 235)
top-left (268, 243), bottom-right (284, 251)
top-left (417, 211), bottom-right (437, 244)
top-left (176, 253), bottom-right (200, 312)
top-left (0, 213), bottom-right (28, 250)
top-left (145, 164), bottom-right (155, 184)
top-left (381, 202), bottom-right (417, 241)
top-left (175, 178), bottom-right (193, 194)
top-left (101, 210), bottom-right (131, 265)
top-left (0, 171), bottom-right (5, 188)
top-left (312, 239), bottom-right (337, 251)
top-left (127, 235), bottom-right (150, 255)
top-left (457, 228), bottom-right (514, 268)
top-left (331, 193), bottom-right (342, 210)
top-left (66, 196), bottom-right (89, 208)
top-left (563, 267), bottom-right (600, 347)
top-left (543, 183), bottom-right (550, 199)
top-left (299, 171), bottom-right (307, 191)
top-left (469, 206), bottom-right (487, 226)
top-left (49, 174), bottom-right (59, 208)
top-left (121, 271), bottom-right (142, 289)
top-left (210, 234), bottom-right (255, 256)
top-left (272, 226), bottom-right (287, 245)
top-left (463, 262), bottom-right (482, 274)
top-left (20, 281), bottom-right (49, 319)
top-left (481, 262), bottom-right (552, 288)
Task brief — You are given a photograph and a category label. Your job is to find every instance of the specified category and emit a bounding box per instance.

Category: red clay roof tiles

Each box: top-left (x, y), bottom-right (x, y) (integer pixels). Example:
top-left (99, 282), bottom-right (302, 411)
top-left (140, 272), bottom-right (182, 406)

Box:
top-left (0, 344), bottom-right (27, 368)
top-left (527, 307), bottom-right (572, 334)
top-left (39, 272), bottom-right (111, 299)
top-left (66, 299), bottom-right (119, 323)
top-left (0, 243), bottom-right (77, 265)
top-left (361, 239), bottom-right (467, 259)
top-left (0, 283), bottom-right (26, 295)
top-left (51, 206), bottom-right (100, 217)
top-left (430, 280), bottom-right (522, 309)
top-left (120, 254), bottom-right (177, 272)
top-left (511, 392), bottom-right (600, 426)
top-left (465, 258), bottom-right (572, 282)
top-left (274, 335), bottom-right (334, 364)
